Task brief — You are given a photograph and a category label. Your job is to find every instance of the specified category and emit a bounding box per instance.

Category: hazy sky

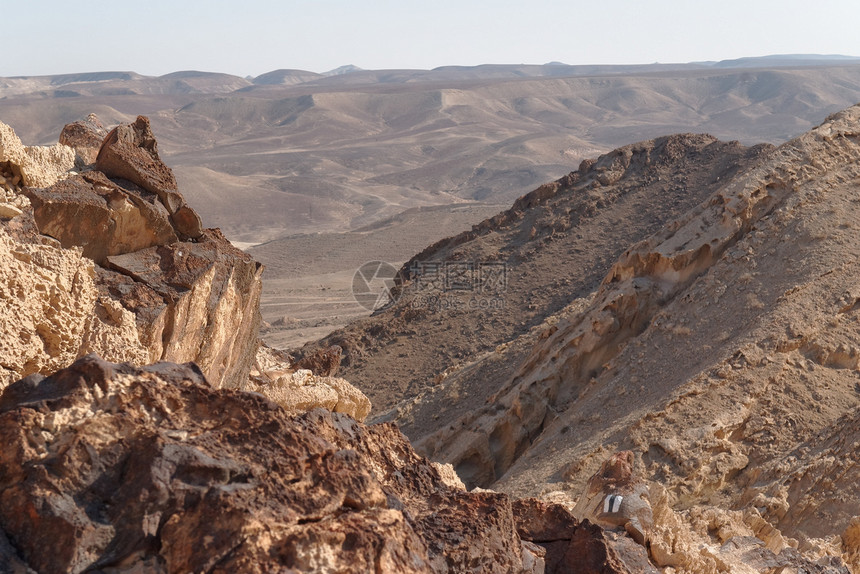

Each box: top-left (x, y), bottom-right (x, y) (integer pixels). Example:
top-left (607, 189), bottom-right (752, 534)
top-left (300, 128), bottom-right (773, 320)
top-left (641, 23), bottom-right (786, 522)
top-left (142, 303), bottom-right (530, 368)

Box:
top-left (4, 0), bottom-right (860, 77)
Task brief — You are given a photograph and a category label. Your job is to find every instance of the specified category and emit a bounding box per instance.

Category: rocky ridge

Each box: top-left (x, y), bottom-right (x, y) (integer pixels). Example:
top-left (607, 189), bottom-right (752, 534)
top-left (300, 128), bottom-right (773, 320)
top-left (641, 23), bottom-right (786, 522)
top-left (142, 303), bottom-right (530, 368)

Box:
top-left (306, 132), bottom-right (773, 416)
top-left (0, 354), bottom-right (681, 573)
top-left (297, 104), bottom-right (860, 572)
top-left (399, 106), bottom-right (860, 571)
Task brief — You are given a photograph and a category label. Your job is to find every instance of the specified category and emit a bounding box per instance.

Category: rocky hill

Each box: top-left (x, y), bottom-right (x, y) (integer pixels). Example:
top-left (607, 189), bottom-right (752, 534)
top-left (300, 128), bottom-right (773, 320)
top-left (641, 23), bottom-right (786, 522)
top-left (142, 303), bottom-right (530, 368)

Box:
top-left (304, 133), bottom-right (774, 413)
top-left (302, 105), bottom-right (860, 571)
top-left (5, 62), bottom-right (860, 244)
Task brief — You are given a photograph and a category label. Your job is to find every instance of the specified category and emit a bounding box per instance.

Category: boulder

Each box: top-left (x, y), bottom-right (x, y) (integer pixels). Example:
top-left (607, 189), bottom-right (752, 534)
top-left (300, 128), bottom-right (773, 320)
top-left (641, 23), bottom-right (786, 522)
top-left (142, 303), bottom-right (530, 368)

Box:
top-left (0, 120), bottom-right (74, 188)
top-left (248, 367), bottom-right (372, 421)
top-left (294, 344), bottom-right (343, 376)
top-left (95, 115), bottom-right (202, 238)
top-left (573, 451), bottom-right (653, 546)
top-left (59, 113), bottom-right (107, 168)
top-left (0, 355), bottom-right (534, 573)
top-left (101, 229), bottom-right (263, 389)
top-left (23, 171), bottom-right (178, 264)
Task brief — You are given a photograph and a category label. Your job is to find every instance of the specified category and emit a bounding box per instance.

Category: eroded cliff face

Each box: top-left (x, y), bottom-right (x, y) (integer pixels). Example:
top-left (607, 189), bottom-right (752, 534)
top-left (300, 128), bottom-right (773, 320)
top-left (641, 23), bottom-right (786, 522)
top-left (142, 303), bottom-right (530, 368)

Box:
top-left (409, 105), bottom-right (860, 571)
top-left (0, 117), bottom-right (369, 419)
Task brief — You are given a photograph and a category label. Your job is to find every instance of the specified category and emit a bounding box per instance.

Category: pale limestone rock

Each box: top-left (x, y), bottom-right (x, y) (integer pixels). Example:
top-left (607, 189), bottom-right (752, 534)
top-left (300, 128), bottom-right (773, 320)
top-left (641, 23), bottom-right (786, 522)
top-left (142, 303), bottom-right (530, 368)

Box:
top-left (432, 462), bottom-right (467, 491)
top-left (248, 345), bottom-right (372, 421)
top-left (247, 364), bottom-right (372, 422)
top-left (0, 227), bottom-right (148, 389)
top-left (0, 203), bottom-right (22, 218)
top-left (0, 120), bottom-right (74, 188)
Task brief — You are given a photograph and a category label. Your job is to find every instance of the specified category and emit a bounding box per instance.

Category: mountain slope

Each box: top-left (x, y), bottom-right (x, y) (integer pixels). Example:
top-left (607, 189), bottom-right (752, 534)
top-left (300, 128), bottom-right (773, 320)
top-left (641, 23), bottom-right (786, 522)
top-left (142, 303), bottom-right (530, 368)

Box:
top-left (296, 103), bottom-right (860, 572)
top-left (301, 134), bottom-right (774, 414)
top-left (412, 105), bottom-right (860, 548)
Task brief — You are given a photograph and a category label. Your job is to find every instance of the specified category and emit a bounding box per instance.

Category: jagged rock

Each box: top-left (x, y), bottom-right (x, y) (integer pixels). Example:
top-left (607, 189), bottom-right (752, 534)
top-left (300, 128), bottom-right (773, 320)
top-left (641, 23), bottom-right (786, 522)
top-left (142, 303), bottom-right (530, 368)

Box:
top-left (0, 226), bottom-right (149, 389)
top-left (0, 355), bottom-right (534, 573)
top-left (0, 203), bottom-right (22, 219)
top-left (0, 120), bottom-right (74, 188)
top-left (100, 229), bottom-right (263, 389)
top-left (512, 496), bottom-right (655, 574)
top-left (294, 344), bottom-right (343, 376)
top-left (513, 498), bottom-right (579, 542)
top-left (23, 171), bottom-right (178, 264)
top-left (564, 524), bottom-right (658, 574)
top-left (59, 113), bottom-right (107, 168)
top-left (95, 115), bottom-right (202, 238)
top-left (247, 344), bottom-right (370, 420)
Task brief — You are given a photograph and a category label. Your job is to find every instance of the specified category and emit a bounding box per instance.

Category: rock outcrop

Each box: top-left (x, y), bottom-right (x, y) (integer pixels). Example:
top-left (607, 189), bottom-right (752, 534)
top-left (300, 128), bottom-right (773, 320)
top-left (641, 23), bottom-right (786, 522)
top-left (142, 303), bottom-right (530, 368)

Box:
top-left (1, 116), bottom-right (369, 413)
top-left (0, 116), bottom-right (262, 391)
top-left (24, 170), bottom-right (178, 264)
top-left (0, 355), bottom-right (536, 573)
top-left (95, 115), bottom-right (202, 239)
top-left (59, 112), bottom-right (107, 168)
top-left (0, 224), bottom-right (148, 385)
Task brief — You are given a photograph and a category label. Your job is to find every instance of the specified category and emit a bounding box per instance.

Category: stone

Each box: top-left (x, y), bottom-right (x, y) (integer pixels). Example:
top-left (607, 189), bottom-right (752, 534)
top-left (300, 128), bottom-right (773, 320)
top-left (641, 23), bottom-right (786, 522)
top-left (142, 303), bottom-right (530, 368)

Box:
top-left (0, 203), bottom-right (22, 219)
top-left (294, 344), bottom-right (343, 376)
top-left (59, 113), bottom-right (107, 168)
top-left (563, 522), bottom-right (658, 574)
top-left (247, 367), bottom-right (372, 421)
top-left (513, 498), bottom-right (580, 542)
top-left (0, 355), bottom-right (533, 573)
top-left (573, 451), bottom-right (653, 547)
top-left (0, 226), bottom-right (148, 390)
top-left (23, 171), bottom-right (178, 264)
top-left (0, 120), bottom-right (74, 188)
top-left (101, 229), bottom-right (263, 389)
top-left (95, 115), bottom-right (202, 238)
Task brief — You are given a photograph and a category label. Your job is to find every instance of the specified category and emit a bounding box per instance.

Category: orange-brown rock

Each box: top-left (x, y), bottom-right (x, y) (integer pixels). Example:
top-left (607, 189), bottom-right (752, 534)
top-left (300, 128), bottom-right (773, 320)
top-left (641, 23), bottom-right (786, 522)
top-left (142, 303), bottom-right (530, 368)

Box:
top-left (0, 355), bottom-right (537, 573)
top-left (59, 112), bottom-right (107, 167)
top-left (95, 115), bottom-right (202, 239)
top-left (23, 171), bottom-right (178, 264)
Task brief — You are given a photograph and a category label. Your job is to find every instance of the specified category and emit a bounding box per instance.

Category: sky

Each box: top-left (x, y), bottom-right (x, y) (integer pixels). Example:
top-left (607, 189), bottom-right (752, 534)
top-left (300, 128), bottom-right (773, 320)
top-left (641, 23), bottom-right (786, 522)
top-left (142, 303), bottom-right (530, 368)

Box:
top-left (4, 0), bottom-right (860, 78)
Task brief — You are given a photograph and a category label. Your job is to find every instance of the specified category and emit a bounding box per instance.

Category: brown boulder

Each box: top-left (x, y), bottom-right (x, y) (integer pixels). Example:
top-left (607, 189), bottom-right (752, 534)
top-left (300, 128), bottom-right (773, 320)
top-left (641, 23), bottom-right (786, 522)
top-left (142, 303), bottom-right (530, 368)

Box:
top-left (59, 113), bottom-right (107, 167)
top-left (95, 115), bottom-right (202, 238)
top-left (23, 171), bottom-right (178, 264)
top-left (513, 498), bottom-right (580, 542)
top-left (0, 355), bottom-right (533, 573)
top-left (564, 522), bottom-right (657, 574)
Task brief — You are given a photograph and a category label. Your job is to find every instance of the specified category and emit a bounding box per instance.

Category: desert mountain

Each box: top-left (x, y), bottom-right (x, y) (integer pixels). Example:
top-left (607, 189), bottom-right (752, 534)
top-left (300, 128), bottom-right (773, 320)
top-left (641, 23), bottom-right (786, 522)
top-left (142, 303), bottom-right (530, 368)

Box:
top-left (1, 59), bottom-right (860, 245)
top-left (2, 85), bottom-right (860, 571)
top-left (305, 104), bottom-right (860, 571)
top-left (304, 133), bottom-right (773, 413)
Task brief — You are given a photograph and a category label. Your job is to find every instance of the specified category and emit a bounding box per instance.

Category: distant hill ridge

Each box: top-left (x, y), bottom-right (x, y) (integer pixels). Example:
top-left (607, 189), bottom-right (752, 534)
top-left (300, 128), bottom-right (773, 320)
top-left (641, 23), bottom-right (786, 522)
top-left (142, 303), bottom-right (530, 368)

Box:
top-left (3, 54), bottom-right (859, 92)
